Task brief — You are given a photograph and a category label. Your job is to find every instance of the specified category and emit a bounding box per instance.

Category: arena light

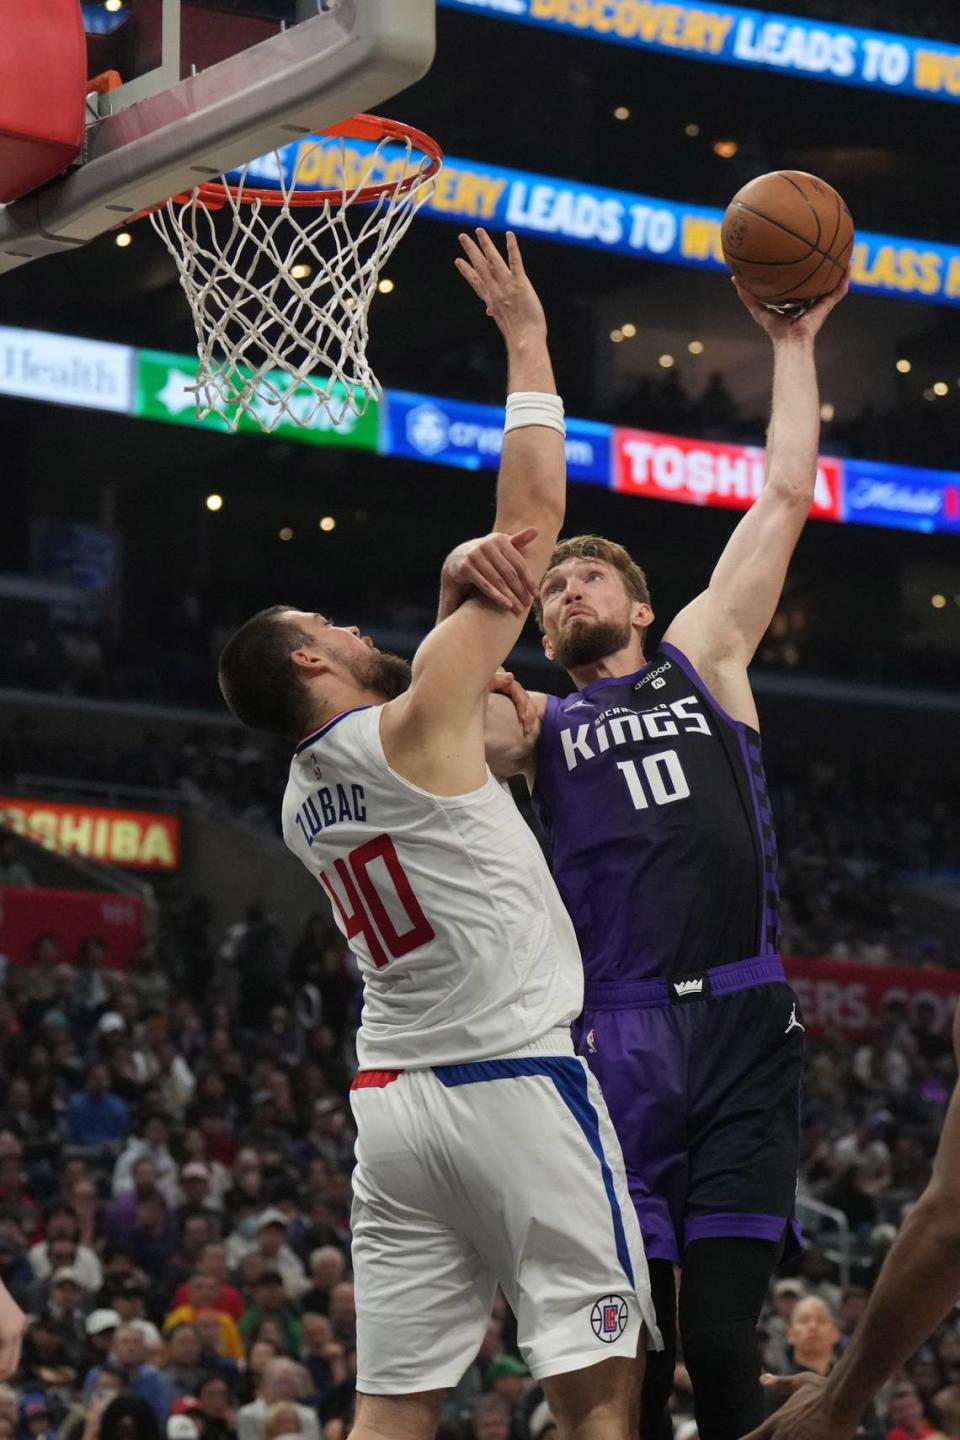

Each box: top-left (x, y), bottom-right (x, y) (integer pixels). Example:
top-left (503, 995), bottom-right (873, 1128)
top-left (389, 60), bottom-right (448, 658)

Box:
top-left (610, 329), bottom-right (624, 343)
top-left (658, 353), bottom-right (675, 368)
top-left (104, 0), bottom-right (124, 11)
top-left (896, 358), bottom-right (912, 374)
top-left (319, 516), bottom-right (336, 532)
top-left (279, 526), bottom-right (294, 541)
top-left (820, 403), bottom-right (835, 422)
top-left (289, 262), bottom-right (312, 280)
top-left (621, 323), bottom-right (636, 338)
top-left (713, 140), bottom-right (738, 159)
top-left (114, 231), bottom-right (133, 248)
top-left (688, 340), bottom-right (704, 355)
top-left (377, 278), bottom-right (395, 294)
top-left (205, 493), bottom-right (223, 512)
top-left (932, 594), bottom-right (947, 609)
top-left (933, 381), bottom-right (949, 396)
top-left (685, 123), bottom-right (700, 138)
top-left (613, 106), bottom-right (630, 121)
top-left (923, 388), bottom-right (936, 401)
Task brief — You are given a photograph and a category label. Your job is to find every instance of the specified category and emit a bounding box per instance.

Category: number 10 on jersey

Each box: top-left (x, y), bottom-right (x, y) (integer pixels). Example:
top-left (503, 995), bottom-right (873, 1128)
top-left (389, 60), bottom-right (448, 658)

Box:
top-left (617, 749), bottom-right (690, 809)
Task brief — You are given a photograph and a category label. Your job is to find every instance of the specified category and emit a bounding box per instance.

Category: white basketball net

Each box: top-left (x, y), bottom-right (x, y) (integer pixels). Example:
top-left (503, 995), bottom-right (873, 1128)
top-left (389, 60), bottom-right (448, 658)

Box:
top-left (150, 131), bottom-right (438, 433)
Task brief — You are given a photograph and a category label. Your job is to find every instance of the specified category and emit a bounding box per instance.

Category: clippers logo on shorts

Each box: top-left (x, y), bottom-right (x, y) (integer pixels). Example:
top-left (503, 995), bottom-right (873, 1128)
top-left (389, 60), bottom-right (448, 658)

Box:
top-left (591, 1295), bottom-right (628, 1343)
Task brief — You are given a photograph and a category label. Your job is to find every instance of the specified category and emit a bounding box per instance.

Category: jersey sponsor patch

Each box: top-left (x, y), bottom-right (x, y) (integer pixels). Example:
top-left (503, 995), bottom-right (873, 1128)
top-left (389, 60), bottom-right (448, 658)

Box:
top-left (633, 660), bottom-right (672, 690)
top-left (591, 1294), bottom-right (628, 1343)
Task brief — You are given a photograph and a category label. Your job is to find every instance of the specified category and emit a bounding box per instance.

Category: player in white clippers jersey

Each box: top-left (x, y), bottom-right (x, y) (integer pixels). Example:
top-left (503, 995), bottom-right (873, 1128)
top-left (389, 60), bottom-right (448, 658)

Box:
top-left (218, 230), bottom-right (661, 1440)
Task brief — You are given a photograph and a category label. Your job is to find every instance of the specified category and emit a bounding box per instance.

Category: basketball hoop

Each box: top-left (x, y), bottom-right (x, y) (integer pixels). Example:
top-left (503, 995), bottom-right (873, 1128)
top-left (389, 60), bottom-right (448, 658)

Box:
top-left (150, 116), bottom-right (442, 433)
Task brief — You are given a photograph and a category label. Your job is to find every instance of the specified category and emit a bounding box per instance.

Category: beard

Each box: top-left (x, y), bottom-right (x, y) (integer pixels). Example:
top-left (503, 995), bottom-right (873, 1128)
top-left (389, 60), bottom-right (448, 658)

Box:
top-left (349, 648), bottom-right (412, 700)
top-left (551, 617), bottom-right (633, 671)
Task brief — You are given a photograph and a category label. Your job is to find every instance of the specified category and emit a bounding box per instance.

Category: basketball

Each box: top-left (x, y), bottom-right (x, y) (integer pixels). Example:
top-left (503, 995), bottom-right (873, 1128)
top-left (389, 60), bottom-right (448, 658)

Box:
top-left (721, 170), bottom-right (854, 308)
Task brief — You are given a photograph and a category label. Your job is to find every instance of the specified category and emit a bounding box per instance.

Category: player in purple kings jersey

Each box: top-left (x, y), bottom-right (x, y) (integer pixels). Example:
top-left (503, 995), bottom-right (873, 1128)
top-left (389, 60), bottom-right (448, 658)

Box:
top-left (436, 271), bottom-right (849, 1440)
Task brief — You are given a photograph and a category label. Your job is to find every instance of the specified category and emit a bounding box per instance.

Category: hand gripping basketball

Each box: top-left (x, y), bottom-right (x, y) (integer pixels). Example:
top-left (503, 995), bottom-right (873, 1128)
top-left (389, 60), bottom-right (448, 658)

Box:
top-left (722, 170), bottom-right (854, 315)
top-left (734, 266), bottom-right (850, 341)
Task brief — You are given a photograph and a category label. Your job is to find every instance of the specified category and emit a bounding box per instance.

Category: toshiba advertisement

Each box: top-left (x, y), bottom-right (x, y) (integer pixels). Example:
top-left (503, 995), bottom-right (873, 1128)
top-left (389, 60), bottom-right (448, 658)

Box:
top-left (613, 427), bottom-right (843, 521)
top-left (0, 800), bottom-right (181, 872)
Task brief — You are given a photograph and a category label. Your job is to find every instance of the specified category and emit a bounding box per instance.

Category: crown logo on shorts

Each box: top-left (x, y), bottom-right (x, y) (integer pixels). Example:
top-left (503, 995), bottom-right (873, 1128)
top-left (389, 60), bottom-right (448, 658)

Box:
top-left (673, 978), bottom-right (704, 997)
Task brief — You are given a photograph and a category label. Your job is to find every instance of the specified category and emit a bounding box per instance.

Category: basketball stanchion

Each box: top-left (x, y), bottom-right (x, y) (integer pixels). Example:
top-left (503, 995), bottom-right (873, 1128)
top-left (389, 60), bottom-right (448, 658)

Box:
top-left (150, 116), bottom-right (443, 433)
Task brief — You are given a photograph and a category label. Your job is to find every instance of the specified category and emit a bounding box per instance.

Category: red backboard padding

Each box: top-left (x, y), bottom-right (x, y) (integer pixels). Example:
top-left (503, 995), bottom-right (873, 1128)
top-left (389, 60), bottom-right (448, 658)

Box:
top-left (0, 0), bottom-right (87, 204)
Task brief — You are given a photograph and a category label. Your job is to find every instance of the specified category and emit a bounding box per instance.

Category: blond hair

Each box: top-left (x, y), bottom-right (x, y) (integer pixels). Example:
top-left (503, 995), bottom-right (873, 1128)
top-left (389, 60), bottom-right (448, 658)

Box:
top-left (534, 535), bottom-right (651, 627)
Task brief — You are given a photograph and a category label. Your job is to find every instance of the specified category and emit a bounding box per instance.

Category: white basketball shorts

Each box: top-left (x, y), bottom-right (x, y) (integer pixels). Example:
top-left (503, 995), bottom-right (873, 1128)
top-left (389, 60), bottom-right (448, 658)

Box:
top-left (349, 1052), bottom-right (662, 1395)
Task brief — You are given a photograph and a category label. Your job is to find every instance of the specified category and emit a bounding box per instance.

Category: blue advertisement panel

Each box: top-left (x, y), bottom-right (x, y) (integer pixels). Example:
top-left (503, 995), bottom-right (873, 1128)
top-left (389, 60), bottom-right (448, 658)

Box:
top-left (842, 457), bottom-right (960, 534)
top-left (439, 1), bottom-right (960, 105)
top-left (383, 390), bottom-right (612, 485)
top-left (241, 140), bottom-right (960, 309)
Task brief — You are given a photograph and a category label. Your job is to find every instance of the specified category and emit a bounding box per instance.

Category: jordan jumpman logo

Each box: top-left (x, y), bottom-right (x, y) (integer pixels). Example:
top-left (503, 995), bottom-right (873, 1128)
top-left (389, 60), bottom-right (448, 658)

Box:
top-left (784, 1003), bottom-right (805, 1036)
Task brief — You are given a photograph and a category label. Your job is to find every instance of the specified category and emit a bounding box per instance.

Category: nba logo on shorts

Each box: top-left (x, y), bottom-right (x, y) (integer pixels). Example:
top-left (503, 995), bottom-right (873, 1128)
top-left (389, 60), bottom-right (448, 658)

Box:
top-left (591, 1295), bottom-right (628, 1343)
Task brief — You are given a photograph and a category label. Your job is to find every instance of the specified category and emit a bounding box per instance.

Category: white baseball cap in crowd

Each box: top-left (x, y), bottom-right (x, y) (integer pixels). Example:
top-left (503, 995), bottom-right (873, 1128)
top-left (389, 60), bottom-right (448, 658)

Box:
top-left (166, 1418), bottom-right (200, 1440)
top-left (86, 1309), bottom-right (121, 1336)
top-left (51, 1266), bottom-right (83, 1288)
top-left (255, 1207), bottom-right (288, 1231)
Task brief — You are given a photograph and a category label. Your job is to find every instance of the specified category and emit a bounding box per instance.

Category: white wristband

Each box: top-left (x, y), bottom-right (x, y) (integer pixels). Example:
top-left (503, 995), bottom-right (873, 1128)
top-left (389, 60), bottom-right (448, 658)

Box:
top-left (503, 391), bottom-right (566, 437)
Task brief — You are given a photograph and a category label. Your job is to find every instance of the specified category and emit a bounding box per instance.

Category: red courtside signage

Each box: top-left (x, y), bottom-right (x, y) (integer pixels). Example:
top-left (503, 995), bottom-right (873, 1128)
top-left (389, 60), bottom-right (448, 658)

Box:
top-left (0, 886), bottom-right (144, 969)
top-left (785, 956), bottom-right (960, 1038)
top-left (0, 799), bottom-right (180, 871)
top-left (613, 427), bottom-right (843, 521)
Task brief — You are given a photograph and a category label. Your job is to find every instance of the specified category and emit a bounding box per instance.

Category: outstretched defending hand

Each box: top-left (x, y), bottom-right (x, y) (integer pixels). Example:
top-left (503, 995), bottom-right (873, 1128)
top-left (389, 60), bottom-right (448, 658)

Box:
top-left (739, 1372), bottom-right (856, 1440)
top-left (443, 529), bottom-right (540, 614)
top-left (456, 229), bottom-right (547, 345)
top-left (734, 266), bottom-right (851, 343)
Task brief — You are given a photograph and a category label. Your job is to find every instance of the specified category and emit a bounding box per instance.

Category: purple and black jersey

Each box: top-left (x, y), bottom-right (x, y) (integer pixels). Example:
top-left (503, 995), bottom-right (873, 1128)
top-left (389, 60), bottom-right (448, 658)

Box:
top-left (533, 643), bottom-right (781, 985)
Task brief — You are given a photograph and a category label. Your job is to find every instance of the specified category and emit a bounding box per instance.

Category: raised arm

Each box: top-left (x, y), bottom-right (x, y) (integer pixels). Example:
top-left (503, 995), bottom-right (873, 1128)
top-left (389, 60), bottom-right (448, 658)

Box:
top-left (436, 532), bottom-right (548, 780)
top-left (381, 231), bottom-right (564, 794)
top-left (663, 274), bottom-right (849, 726)
top-left (740, 1006), bottom-right (960, 1440)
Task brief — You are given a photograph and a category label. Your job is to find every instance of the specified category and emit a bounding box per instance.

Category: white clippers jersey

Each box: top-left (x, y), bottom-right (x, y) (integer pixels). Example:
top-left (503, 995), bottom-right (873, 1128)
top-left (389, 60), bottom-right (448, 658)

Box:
top-left (282, 705), bottom-right (583, 1070)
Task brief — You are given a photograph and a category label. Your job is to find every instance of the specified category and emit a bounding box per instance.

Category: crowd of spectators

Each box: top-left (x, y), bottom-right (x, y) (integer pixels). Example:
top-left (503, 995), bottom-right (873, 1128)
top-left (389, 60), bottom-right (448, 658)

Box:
top-left (770, 750), bottom-right (960, 968)
top-left (0, 879), bottom-right (951, 1440)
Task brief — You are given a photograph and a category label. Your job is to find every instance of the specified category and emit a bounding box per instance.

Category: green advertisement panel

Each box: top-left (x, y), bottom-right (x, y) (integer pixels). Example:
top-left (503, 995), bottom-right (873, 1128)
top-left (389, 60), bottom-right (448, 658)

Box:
top-left (134, 349), bottom-right (381, 451)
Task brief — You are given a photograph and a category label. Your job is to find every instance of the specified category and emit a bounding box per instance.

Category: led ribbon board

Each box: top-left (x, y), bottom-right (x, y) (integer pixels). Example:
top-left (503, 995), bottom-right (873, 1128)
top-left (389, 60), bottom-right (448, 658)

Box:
top-left (439, 1), bottom-right (960, 105)
top-left (2, 326), bottom-right (960, 536)
top-left (237, 139), bottom-right (960, 309)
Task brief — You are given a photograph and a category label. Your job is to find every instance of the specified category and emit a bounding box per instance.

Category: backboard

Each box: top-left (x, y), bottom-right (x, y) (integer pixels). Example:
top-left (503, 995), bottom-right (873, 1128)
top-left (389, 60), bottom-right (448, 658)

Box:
top-left (0, 0), bottom-right (436, 273)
